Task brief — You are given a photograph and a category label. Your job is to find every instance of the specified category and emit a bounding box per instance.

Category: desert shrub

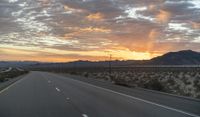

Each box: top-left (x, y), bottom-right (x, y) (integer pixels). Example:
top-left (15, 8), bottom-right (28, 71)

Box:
top-left (0, 70), bottom-right (29, 83)
top-left (144, 79), bottom-right (164, 91)
top-left (83, 72), bottom-right (89, 77)
top-left (114, 79), bottom-right (130, 87)
top-left (194, 79), bottom-right (200, 92)
top-left (196, 94), bottom-right (200, 99)
top-left (69, 71), bottom-right (78, 75)
top-left (0, 77), bottom-right (5, 82)
top-left (185, 93), bottom-right (191, 97)
top-left (167, 78), bottom-right (175, 86)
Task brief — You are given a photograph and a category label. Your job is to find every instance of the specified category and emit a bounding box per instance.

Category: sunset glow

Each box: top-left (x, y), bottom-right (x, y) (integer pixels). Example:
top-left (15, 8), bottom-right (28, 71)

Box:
top-left (0, 0), bottom-right (200, 62)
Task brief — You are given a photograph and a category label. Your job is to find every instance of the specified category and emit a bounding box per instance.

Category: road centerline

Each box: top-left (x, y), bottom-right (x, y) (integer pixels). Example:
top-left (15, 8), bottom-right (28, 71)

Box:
top-left (55, 87), bottom-right (61, 92)
top-left (82, 114), bottom-right (88, 117)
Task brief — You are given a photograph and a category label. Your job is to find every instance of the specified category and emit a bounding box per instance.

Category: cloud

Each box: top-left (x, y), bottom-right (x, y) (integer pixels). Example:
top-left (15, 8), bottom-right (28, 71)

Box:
top-left (156, 10), bottom-right (171, 23)
top-left (63, 5), bottom-right (84, 13)
top-left (80, 27), bottom-right (111, 33)
top-left (86, 12), bottom-right (104, 21)
top-left (0, 0), bottom-right (200, 61)
top-left (191, 21), bottom-right (200, 29)
top-left (147, 29), bottom-right (161, 51)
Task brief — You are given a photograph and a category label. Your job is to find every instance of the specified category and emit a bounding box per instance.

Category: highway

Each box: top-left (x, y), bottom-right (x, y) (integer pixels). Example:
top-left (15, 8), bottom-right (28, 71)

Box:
top-left (0, 71), bottom-right (200, 117)
top-left (0, 67), bottom-right (12, 73)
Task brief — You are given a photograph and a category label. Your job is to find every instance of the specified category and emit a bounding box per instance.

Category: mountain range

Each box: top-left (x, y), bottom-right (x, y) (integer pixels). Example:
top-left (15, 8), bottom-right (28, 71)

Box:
top-left (1, 50), bottom-right (200, 68)
top-left (147, 50), bottom-right (200, 65)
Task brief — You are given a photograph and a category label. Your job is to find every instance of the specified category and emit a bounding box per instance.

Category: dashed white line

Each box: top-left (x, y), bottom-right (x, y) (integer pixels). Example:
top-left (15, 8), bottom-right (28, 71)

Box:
top-left (66, 97), bottom-right (70, 100)
top-left (55, 87), bottom-right (61, 92)
top-left (82, 114), bottom-right (88, 117)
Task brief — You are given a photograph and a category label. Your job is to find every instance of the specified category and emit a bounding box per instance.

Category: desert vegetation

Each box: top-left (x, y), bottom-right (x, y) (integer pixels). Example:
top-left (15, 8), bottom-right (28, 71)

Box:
top-left (31, 66), bottom-right (200, 99)
top-left (67, 67), bottom-right (200, 99)
top-left (0, 68), bottom-right (28, 83)
top-left (86, 70), bottom-right (200, 98)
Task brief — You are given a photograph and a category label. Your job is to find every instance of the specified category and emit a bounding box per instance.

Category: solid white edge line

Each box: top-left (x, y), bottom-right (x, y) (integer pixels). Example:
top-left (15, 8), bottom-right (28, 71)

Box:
top-left (59, 76), bottom-right (200, 117)
top-left (0, 77), bottom-right (25, 94)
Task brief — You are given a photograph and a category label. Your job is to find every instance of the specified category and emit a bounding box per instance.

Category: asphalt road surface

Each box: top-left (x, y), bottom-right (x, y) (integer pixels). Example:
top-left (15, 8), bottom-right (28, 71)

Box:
top-left (0, 71), bottom-right (200, 117)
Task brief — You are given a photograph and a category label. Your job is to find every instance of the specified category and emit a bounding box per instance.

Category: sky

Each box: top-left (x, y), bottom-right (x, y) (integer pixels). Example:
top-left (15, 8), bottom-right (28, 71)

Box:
top-left (0, 0), bottom-right (200, 62)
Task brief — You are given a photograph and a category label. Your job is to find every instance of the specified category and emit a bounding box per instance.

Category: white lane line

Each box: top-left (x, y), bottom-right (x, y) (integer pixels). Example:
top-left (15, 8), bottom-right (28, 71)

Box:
top-left (55, 87), bottom-right (61, 92)
top-left (0, 78), bottom-right (25, 94)
top-left (62, 76), bottom-right (200, 117)
top-left (82, 114), bottom-right (88, 117)
top-left (48, 80), bottom-right (51, 83)
top-left (66, 97), bottom-right (70, 100)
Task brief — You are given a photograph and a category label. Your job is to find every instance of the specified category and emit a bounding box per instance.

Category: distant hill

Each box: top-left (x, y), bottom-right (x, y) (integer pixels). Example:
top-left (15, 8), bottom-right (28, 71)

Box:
top-left (1, 50), bottom-right (200, 68)
top-left (0, 61), bottom-right (39, 68)
top-left (29, 60), bottom-right (141, 68)
top-left (147, 50), bottom-right (200, 65)
top-left (30, 50), bottom-right (200, 68)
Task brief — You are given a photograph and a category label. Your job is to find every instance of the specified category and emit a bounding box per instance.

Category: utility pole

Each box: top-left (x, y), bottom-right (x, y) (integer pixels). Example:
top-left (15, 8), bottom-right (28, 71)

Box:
top-left (109, 54), bottom-right (112, 80)
top-left (104, 51), bottom-right (113, 81)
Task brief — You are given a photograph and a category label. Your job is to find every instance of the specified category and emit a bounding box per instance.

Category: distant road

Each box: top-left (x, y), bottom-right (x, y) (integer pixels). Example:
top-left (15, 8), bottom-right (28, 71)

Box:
top-left (0, 71), bottom-right (199, 117)
top-left (0, 67), bottom-right (12, 73)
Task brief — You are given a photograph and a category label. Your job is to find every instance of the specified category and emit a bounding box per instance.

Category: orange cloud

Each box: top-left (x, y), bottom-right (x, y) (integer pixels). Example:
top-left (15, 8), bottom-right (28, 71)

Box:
top-left (0, 47), bottom-right (121, 62)
top-left (80, 27), bottom-right (111, 33)
top-left (0, 48), bottom-right (37, 55)
top-left (148, 4), bottom-right (157, 11)
top-left (156, 10), bottom-right (171, 23)
top-left (86, 12), bottom-right (104, 21)
top-left (108, 50), bottom-right (161, 60)
top-left (0, 46), bottom-right (162, 62)
top-left (191, 22), bottom-right (200, 29)
top-left (62, 26), bottom-right (111, 39)
top-left (37, 0), bottom-right (50, 6)
top-left (147, 29), bottom-right (160, 51)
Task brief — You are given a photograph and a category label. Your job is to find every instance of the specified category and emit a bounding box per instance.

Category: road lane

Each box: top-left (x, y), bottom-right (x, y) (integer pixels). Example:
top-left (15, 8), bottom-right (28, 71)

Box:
top-left (59, 73), bottom-right (200, 115)
top-left (42, 72), bottom-right (200, 117)
top-left (0, 72), bottom-right (82, 117)
top-left (0, 71), bottom-right (199, 117)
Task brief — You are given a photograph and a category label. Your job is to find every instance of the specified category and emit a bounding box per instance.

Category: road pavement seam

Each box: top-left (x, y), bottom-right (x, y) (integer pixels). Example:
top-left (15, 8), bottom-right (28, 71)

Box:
top-left (61, 76), bottom-right (200, 117)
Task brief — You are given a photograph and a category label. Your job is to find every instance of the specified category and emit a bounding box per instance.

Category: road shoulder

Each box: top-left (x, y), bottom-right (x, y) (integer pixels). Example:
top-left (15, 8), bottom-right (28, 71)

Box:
top-left (0, 74), bottom-right (28, 93)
